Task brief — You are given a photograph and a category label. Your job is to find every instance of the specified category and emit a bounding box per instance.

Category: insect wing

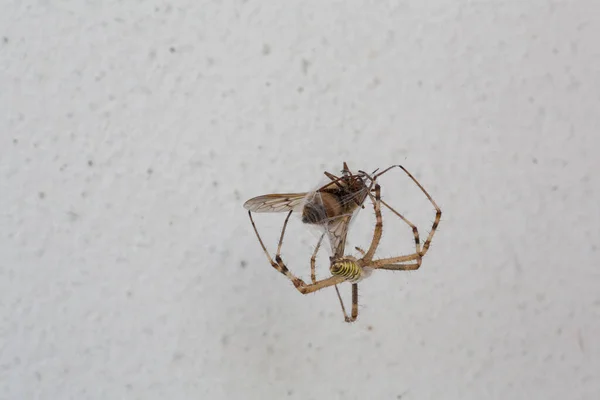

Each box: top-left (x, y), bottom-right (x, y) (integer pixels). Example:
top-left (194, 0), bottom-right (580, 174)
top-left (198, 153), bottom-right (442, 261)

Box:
top-left (243, 193), bottom-right (307, 213)
top-left (325, 215), bottom-right (353, 258)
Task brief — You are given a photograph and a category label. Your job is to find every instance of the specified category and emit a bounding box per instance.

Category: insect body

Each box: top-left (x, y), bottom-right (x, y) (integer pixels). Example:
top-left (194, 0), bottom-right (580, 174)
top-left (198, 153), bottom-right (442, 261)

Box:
top-left (244, 162), bottom-right (371, 257)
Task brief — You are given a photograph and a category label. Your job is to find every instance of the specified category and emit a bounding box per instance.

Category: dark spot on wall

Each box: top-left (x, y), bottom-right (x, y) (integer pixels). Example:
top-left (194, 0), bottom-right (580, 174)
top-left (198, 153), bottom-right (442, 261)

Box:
top-left (212, 181), bottom-right (218, 187)
top-left (221, 335), bottom-right (229, 346)
top-left (2, 37), bottom-right (8, 44)
top-left (67, 211), bottom-right (79, 221)
top-left (240, 260), bottom-right (247, 268)
top-left (297, 86), bottom-right (304, 93)
top-left (301, 59), bottom-right (310, 75)
top-left (147, 168), bottom-right (153, 175)
top-left (88, 160), bottom-right (93, 167)
top-left (13, 138), bottom-right (17, 144)
top-left (38, 192), bottom-right (45, 199)
top-left (532, 157), bottom-right (538, 164)
top-left (169, 46), bottom-right (176, 53)
top-left (262, 44), bottom-right (271, 55)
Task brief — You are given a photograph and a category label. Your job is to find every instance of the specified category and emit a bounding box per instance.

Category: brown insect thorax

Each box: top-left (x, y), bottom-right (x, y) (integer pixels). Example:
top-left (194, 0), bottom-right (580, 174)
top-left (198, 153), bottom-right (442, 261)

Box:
top-left (300, 176), bottom-right (369, 225)
top-left (301, 192), bottom-right (342, 224)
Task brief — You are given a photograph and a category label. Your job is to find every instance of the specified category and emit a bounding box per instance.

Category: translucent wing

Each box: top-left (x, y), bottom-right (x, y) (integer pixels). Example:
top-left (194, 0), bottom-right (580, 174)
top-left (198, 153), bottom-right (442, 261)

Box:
top-left (325, 215), bottom-right (354, 258)
top-left (243, 193), bottom-right (307, 213)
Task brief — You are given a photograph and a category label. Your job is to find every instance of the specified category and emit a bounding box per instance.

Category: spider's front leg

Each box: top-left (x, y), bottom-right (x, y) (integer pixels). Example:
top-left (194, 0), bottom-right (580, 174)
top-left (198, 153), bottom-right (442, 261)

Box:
top-left (362, 183), bottom-right (383, 264)
top-left (310, 232), bottom-right (325, 284)
top-left (374, 165), bottom-right (442, 259)
top-left (248, 210), bottom-right (347, 294)
top-left (364, 165), bottom-right (442, 270)
top-left (248, 210), bottom-right (305, 289)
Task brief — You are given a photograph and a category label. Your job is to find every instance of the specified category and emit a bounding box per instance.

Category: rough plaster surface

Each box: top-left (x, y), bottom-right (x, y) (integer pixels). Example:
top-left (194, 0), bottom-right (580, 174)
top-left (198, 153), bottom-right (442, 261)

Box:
top-left (1, 1), bottom-right (599, 399)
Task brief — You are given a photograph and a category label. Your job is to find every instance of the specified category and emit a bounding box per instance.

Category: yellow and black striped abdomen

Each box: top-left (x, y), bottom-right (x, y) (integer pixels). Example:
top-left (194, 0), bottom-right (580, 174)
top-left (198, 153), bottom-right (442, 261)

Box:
top-left (330, 259), bottom-right (362, 282)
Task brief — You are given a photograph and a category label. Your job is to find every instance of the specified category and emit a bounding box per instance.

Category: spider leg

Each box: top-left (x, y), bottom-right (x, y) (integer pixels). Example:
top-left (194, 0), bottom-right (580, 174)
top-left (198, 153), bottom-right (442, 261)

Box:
top-left (349, 283), bottom-right (359, 322)
top-left (297, 275), bottom-right (347, 294)
top-left (334, 285), bottom-right (349, 320)
top-left (377, 199), bottom-right (422, 270)
top-left (362, 183), bottom-right (383, 263)
top-left (248, 210), bottom-right (305, 288)
top-left (369, 253), bottom-right (421, 268)
top-left (333, 283), bottom-right (359, 322)
top-left (310, 232), bottom-right (325, 283)
top-left (372, 164), bottom-right (442, 257)
top-left (359, 165), bottom-right (443, 273)
top-left (275, 209), bottom-right (293, 256)
top-left (248, 211), bottom-right (348, 294)
top-left (399, 166), bottom-right (442, 257)
top-left (370, 262), bottom-right (420, 271)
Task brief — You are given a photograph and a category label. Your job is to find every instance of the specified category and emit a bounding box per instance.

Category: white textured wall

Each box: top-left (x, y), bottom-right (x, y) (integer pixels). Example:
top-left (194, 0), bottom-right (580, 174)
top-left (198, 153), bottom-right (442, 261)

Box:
top-left (1, 1), bottom-right (599, 399)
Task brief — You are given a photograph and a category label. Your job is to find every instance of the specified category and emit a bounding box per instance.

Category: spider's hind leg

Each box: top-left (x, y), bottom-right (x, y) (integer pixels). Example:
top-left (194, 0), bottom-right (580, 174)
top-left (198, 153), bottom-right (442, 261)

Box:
top-left (334, 283), bottom-right (359, 323)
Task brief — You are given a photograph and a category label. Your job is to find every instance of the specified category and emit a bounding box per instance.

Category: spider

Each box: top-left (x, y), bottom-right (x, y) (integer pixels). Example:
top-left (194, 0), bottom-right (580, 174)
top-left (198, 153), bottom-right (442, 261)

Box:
top-left (245, 164), bottom-right (441, 322)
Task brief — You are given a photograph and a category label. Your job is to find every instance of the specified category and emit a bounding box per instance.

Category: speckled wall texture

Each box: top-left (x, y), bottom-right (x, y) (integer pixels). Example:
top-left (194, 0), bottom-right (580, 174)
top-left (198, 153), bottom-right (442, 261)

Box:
top-left (1, 1), bottom-right (599, 399)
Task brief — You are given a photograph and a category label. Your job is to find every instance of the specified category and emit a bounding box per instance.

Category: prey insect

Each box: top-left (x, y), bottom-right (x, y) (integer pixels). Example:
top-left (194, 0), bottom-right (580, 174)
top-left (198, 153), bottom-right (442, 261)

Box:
top-left (244, 163), bottom-right (442, 322)
top-left (244, 162), bottom-right (370, 258)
